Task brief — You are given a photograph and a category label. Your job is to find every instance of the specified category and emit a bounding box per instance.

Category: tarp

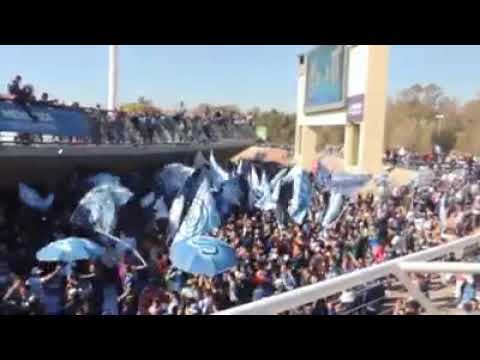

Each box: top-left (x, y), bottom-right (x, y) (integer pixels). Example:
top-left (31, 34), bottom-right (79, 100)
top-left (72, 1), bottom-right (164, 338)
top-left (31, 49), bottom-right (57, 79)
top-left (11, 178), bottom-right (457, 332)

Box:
top-left (0, 100), bottom-right (90, 136)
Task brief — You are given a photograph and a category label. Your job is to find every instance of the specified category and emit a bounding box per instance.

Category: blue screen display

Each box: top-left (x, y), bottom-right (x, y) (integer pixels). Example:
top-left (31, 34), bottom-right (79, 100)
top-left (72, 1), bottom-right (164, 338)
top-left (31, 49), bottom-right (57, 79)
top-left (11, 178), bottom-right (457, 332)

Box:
top-left (305, 45), bottom-right (346, 111)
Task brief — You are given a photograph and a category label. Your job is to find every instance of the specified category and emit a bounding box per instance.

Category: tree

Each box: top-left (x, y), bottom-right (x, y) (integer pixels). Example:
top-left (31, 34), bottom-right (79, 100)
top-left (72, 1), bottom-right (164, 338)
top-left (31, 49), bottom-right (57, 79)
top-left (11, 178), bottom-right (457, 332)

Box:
top-left (252, 109), bottom-right (296, 145)
top-left (137, 96), bottom-right (153, 106)
top-left (423, 83), bottom-right (443, 109)
top-left (431, 128), bottom-right (457, 154)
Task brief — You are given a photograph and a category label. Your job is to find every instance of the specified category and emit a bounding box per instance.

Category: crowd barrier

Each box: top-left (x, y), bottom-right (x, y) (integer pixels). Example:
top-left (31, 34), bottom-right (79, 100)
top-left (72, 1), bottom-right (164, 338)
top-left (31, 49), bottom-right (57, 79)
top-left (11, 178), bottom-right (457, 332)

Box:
top-left (215, 234), bottom-right (480, 315)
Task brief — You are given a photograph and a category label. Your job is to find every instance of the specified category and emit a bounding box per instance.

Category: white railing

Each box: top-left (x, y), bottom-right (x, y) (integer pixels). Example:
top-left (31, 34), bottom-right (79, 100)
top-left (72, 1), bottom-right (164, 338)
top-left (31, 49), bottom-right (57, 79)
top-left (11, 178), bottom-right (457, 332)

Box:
top-left (215, 234), bottom-right (480, 315)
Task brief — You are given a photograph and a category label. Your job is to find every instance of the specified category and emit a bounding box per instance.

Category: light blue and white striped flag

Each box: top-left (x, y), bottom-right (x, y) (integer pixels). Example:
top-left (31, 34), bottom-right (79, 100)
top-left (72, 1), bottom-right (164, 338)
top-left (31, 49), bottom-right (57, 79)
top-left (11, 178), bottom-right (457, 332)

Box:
top-left (173, 178), bottom-right (221, 244)
top-left (236, 160), bottom-right (243, 175)
top-left (155, 164), bottom-right (194, 200)
top-left (270, 168), bottom-right (288, 190)
top-left (322, 192), bottom-right (344, 227)
top-left (286, 166), bottom-right (312, 225)
top-left (255, 171), bottom-right (276, 211)
top-left (210, 151), bottom-right (230, 183)
top-left (248, 165), bottom-right (262, 209)
top-left (168, 193), bottom-right (185, 241)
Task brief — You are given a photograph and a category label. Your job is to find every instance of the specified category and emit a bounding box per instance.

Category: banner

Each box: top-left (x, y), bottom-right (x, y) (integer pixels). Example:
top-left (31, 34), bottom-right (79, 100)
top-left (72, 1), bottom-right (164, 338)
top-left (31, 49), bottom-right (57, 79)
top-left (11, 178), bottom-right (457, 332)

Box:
top-left (347, 94), bottom-right (365, 123)
top-left (0, 100), bottom-right (91, 136)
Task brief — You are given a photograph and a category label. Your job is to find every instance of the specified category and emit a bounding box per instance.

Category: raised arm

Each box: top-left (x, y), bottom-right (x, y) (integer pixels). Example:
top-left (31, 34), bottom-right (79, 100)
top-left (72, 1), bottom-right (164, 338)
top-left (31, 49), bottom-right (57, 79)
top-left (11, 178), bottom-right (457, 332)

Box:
top-left (2, 278), bottom-right (21, 302)
top-left (40, 265), bottom-right (63, 285)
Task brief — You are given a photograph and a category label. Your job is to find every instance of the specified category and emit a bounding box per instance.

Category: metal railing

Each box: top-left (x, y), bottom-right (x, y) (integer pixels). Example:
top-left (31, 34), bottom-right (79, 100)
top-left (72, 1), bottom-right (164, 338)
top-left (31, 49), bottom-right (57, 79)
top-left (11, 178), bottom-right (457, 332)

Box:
top-left (0, 123), bottom-right (256, 147)
top-left (215, 234), bottom-right (480, 315)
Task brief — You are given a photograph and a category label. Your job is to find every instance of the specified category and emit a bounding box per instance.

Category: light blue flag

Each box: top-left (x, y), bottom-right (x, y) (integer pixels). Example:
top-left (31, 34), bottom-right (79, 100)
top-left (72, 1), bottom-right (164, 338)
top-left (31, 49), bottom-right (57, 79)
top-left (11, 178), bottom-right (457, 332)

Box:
top-left (140, 192), bottom-right (156, 208)
top-left (322, 192), bottom-right (344, 227)
top-left (87, 172), bottom-right (121, 187)
top-left (194, 151), bottom-right (208, 169)
top-left (173, 178), bottom-right (221, 244)
top-left (71, 184), bottom-right (133, 234)
top-left (315, 161), bottom-right (370, 196)
top-left (286, 166), bottom-right (312, 225)
top-left (168, 193), bottom-right (185, 241)
top-left (155, 164), bottom-right (194, 200)
top-left (270, 168), bottom-right (288, 190)
top-left (248, 165), bottom-right (262, 209)
top-left (153, 196), bottom-right (169, 220)
top-left (314, 162), bottom-right (333, 189)
top-left (330, 173), bottom-right (372, 196)
top-left (250, 165), bottom-right (261, 191)
top-left (271, 176), bottom-right (282, 203)
top-left (19, 183), bottom-right (54, 212)
top-left (255, 171), bottom-right (277, 211)
top-left (236, 160), bottom-right (243, 175)
top-left (210, 151), bottom-right (230, 182)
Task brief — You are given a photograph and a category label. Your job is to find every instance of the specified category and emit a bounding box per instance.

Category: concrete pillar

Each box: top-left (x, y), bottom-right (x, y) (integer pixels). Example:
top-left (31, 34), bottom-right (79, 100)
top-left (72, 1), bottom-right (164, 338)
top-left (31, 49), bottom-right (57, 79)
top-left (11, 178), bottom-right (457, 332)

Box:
top-left (344, 124), bottom-right (356, 167)
top-left (357, 45), bottom-right (389, 174)
top-left (298, 126), bottom-right (318, 171)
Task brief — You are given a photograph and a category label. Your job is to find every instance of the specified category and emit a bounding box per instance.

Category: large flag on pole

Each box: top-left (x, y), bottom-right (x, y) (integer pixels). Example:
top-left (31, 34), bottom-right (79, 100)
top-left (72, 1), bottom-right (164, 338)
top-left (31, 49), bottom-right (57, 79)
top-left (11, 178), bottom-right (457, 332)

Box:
top-left (173, 178), bottom-right (221, 244)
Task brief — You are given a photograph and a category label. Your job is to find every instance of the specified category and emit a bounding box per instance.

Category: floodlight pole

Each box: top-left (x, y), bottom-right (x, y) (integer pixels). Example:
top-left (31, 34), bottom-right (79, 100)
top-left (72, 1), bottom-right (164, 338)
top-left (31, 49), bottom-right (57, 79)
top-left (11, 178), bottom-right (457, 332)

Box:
top-left (108, 45), bottom-right (119, 112)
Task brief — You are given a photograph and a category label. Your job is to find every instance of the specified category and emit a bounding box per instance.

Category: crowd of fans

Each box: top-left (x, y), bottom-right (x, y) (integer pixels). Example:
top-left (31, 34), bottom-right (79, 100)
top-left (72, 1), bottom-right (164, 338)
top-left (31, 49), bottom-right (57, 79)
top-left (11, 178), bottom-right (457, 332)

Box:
top-left (86, 108), bottom-right (255, 147)
top-left (0, 147), bottom-right (479, 316)
top-left (384, 146), bottom-right (476, 171)
top-left (1, 76), bottom-right (256, 146)
top-left (0, 76), bottom-right (479, 316)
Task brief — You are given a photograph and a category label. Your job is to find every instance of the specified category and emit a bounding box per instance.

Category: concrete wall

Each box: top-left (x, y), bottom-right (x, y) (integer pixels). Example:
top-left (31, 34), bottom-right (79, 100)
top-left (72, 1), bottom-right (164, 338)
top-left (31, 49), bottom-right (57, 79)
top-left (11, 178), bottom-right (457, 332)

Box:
top-left (0, 141), bottom-right (252, 191)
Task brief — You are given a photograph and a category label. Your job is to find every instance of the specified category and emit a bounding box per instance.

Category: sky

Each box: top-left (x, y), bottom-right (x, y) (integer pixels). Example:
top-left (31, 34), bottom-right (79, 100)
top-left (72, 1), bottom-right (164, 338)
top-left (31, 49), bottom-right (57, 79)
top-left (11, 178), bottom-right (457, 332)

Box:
top-left (0, 45), bottom-right (479, 112)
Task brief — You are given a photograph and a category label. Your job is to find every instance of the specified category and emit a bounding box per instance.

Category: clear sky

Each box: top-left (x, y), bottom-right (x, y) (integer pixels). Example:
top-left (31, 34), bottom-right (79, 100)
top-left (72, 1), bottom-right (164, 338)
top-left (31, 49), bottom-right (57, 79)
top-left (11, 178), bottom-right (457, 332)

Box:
top-left (0, 45), bottom-right (478, 112)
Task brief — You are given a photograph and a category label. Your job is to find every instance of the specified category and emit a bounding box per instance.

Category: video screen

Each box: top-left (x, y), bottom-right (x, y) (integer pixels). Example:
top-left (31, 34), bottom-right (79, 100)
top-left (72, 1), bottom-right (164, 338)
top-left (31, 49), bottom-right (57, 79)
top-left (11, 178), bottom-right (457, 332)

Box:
top-left (304, 45), bottom-right (347, 113)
